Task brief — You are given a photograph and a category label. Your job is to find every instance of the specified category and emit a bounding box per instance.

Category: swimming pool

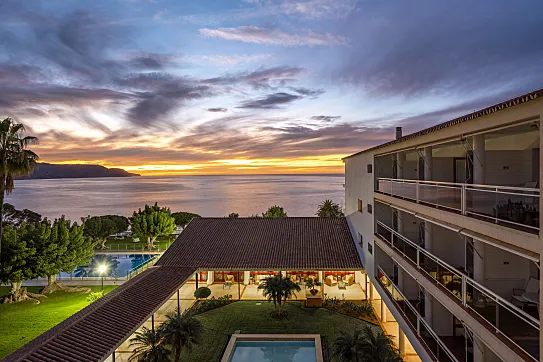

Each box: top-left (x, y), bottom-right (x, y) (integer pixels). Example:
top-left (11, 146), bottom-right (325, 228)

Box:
top-left (221, 334), bottom-right (323, 362)
top-left (59, 254), bottom-right (157, 278)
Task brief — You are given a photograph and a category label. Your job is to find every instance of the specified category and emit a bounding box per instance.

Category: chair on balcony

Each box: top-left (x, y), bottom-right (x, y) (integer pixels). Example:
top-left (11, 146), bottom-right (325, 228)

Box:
top-left (512, 278), bottom-right (540, 310)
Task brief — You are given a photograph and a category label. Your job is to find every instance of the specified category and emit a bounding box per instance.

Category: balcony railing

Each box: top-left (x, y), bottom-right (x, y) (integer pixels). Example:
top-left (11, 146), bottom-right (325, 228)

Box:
top-left (376, 266), bottom-right (461, 362)
top-left (375, 221), bottom-right (540, 362)
top-left (377, 178), bottom-right (540, 233)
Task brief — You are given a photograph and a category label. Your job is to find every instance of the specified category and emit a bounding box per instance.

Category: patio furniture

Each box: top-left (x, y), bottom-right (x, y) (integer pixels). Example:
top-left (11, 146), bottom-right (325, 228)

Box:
top-left (325, 275), bottom-right (337, 287)
top-left (512, 278), bottom-right (540, 310)
top-left (224, 281), bottom-right (232, 289)
top-left (338, 281), bottom-right (346, 290)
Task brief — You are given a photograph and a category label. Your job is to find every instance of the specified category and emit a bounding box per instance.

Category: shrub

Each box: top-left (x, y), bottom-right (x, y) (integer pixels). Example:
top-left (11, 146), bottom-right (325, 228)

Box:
top-left (87, 291), bottom-right (104, 304)
top-left (192, 294), bottom-right (233, 314)
top-left (194, 287), bottom-right (212, 300)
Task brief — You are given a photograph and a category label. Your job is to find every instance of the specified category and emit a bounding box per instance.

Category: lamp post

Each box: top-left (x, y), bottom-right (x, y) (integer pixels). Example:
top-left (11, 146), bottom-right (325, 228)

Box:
top-left (98, 264), bottom-right (107, 293)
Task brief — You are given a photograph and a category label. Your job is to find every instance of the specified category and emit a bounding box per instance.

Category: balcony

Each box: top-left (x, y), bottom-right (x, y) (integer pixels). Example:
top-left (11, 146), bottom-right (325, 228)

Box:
top-left (376, 266), bottom-right (462, 362)
top-left (375, 221), bottom-right (540, 362)
top-left (377, 178), bottom-right (540, 234)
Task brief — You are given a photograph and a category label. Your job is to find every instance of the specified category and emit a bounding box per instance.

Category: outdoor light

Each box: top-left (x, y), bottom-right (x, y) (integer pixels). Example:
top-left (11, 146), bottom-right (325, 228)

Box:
top-left (98, 264), bottom-right (108, 293)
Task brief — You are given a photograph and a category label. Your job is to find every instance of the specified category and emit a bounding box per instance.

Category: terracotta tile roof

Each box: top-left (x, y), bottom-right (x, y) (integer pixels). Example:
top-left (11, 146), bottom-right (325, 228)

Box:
top-left (2, 266), bottom-right (195, 362)
top-left (343, 87), bottom-right (543, 159)
top-left (156, 217), bottom-right (363, 270)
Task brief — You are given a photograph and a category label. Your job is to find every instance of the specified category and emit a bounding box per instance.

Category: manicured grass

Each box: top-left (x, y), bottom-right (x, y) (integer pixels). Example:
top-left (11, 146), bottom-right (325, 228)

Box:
top-left (180, 301), bottom-right (381, 362)
top-left (0, 285), bottom-right (117, 359)
top-left (103, 234), bottom-right (176, 251)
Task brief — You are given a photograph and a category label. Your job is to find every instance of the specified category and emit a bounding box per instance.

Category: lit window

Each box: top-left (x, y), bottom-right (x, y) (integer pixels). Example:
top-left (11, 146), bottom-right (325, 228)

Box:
top-left (358, 199), bottom-right (363, 213)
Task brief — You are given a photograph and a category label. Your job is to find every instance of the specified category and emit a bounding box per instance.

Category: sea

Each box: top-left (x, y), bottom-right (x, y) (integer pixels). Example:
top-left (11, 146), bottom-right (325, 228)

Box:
top-left (6, 174), bottom-right (345, 221)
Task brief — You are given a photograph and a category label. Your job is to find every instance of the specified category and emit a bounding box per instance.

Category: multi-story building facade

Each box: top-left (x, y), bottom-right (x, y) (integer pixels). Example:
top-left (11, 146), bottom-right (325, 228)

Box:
top-left (345, 89), bottom-right (543, 362)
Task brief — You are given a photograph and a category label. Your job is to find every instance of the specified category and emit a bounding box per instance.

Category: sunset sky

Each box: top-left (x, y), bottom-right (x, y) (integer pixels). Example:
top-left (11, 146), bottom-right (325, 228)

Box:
top-left (1, 0), bottom-right (543, 175)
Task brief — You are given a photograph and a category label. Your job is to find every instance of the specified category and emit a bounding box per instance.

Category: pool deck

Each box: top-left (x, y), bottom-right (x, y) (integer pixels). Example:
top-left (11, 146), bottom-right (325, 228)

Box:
top-left (221, 334), bottom-right (323, 362)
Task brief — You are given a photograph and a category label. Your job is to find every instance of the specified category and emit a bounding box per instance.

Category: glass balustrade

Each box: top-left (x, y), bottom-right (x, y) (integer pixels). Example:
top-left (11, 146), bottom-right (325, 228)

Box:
top-left (377, 178), bottom-right (539, 232)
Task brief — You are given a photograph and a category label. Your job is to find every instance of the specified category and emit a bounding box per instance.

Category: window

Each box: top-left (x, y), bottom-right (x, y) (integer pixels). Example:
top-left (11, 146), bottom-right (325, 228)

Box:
top-left (358, 233), bottom-right (363, 247)
top-left (367, 164), bottom-right (373, 173)
top-left (368, 204), bottom-right (372, 214)
top-left (358, 199), bottom-right (363, 213)
top-left (368, 242), bottom-right (373, 254)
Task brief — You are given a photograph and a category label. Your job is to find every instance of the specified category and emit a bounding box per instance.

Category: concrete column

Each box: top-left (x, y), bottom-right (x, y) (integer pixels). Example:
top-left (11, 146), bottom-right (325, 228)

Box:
top-left (318, 271), bottom-right (324, 282)
top-left (206, 271), bottom-right (214, 286)
top-left (397, 266), bottom-right (404, 292)
top-left (424, 146), bottom-right (433, 180)
top-left (397, 152), bottom-right (405, 179)
top-left (398, 327), bottom-right (405, 357)
top-left (473, 134), bottom-right (485, 184)
top-left (424, 292), bottom-right (433, 328)
top-left (395, 210), bottom-right (404, 235)
top-left (424, 222), bottom-right (433, 253)
top-left (281, 271), bottom-right (287, 277)
top-left (243, 271), bottom-right (250, 285)
top-left (473, 240), bottom-right (486, 284)
top-left (354, 270), bottom-right (363, 284)
top-left (473, 336), bottom-right (485, 362)
top-left (369, 280), bottom-right (374, 300)
top-left (381, 299), bottom-right (388, 322)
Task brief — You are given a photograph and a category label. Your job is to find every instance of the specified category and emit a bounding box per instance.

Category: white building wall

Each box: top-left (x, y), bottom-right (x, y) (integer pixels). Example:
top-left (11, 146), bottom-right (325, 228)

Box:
top-left (345, 151), bottom-right (376, 273)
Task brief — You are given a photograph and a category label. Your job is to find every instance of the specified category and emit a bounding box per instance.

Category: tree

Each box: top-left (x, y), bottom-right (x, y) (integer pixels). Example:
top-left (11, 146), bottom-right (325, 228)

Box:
top-left (194, 287), bottom-right (211, 300)
top-left (2, 203), bottom-right (41, 226)
top-left (258, 274), bottom-right (300, 317)
top-left (0, 118), bottom-right (39, 262)
top-left (0, 224), bottom-right (45, 303)
top-left (172, 211), bottom-right (200, 229)
top-left (316, 199), bottom-right (345, 217)
top-left (159, 309), bottom-right (203, 362)
top-left (332, 329), bottom-right (365, 362)
top-left (31, 216), bottom-right (93, 294)
top-left (132, 203), bottom-right (176, 250)
top-left (262, 205), bottom-right (287, 218)
top-left (227, 213), bottom-right (239, 218)
top-left (332, 326), bottom-right (402, 362)
top-left (358, 325), bottom-right (402, 362)
top-left (129, 327), bottom-right (170, 362)
top-left (103, 215), bottom-right (130, 234)
top-left (82, 215), bottom-right (117, 249)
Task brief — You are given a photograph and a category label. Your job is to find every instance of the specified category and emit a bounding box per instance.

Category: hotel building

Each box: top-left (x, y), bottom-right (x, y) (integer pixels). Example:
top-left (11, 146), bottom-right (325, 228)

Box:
top-left (344, 88), bottom-right (543, 362)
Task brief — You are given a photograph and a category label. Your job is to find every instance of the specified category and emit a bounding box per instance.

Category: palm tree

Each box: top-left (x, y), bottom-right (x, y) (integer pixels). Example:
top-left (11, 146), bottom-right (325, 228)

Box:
top-left (129, 327), bottom-right (170, 362)
top-left (159, 309), bottom-right (204, 362)
top-left (316, 199), bottom-right (344, 217)
top-left (358, 325), bottom-right (402, 362)
top-left (332, 329), bottom-right (365, 362)
top-left (258, 274), bottom-right (301, 316)
top-left (0, 118), bottom-right (39, 260)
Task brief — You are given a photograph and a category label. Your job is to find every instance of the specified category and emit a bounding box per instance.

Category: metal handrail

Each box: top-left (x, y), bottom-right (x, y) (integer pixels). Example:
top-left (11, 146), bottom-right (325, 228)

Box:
top-left (375, 220), bottom-right (540, 330)
top-left (377, 178), bottom-right (540, 231)
top-left (378, 177), bottom-right (540, 193)
top-left (376, 220), bottom-right (540, 329)
top-left (126, 254), bottom-right (160, 279)
top-left (376, 266), bottom-right (460, 362)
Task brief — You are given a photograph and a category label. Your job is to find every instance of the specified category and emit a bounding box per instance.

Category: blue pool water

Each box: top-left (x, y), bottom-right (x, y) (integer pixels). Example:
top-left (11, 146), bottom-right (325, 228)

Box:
top-left (229, 341), bottom-right (317, 362)
top-left (59, 254), bottom-right (157, 278)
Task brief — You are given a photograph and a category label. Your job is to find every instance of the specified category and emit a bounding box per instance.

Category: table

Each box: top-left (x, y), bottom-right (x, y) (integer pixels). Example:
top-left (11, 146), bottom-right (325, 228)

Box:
top-left (223, 281), bottom-right (232, 289)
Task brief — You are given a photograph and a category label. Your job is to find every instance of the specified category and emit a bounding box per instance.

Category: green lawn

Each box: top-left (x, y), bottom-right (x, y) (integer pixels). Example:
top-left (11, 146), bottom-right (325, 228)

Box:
top-left (0, 285), bottom-right (117, 359)
top-left (103, 234), bottom-right (176, 251)
top-left (180, 301), bottom-right (381, 362)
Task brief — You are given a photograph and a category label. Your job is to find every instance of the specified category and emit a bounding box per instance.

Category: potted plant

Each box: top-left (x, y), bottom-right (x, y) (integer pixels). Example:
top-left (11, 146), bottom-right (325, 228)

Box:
top-left (306, 278), bottom-right (322, 295)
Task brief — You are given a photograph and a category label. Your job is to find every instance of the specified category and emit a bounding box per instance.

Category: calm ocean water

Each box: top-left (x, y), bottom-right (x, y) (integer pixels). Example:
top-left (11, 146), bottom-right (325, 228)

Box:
top-left (7, 175), bottom-right (345, 221)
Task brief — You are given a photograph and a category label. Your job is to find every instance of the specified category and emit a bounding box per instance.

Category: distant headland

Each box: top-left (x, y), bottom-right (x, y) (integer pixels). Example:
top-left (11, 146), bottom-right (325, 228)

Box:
top-left (17, 163), bottom-right (141, 180)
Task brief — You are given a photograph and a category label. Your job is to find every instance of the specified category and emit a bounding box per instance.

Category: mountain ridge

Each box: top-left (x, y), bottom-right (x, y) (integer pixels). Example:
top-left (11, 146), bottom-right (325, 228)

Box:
top-left (18, 163), bottom-right (140, 179)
